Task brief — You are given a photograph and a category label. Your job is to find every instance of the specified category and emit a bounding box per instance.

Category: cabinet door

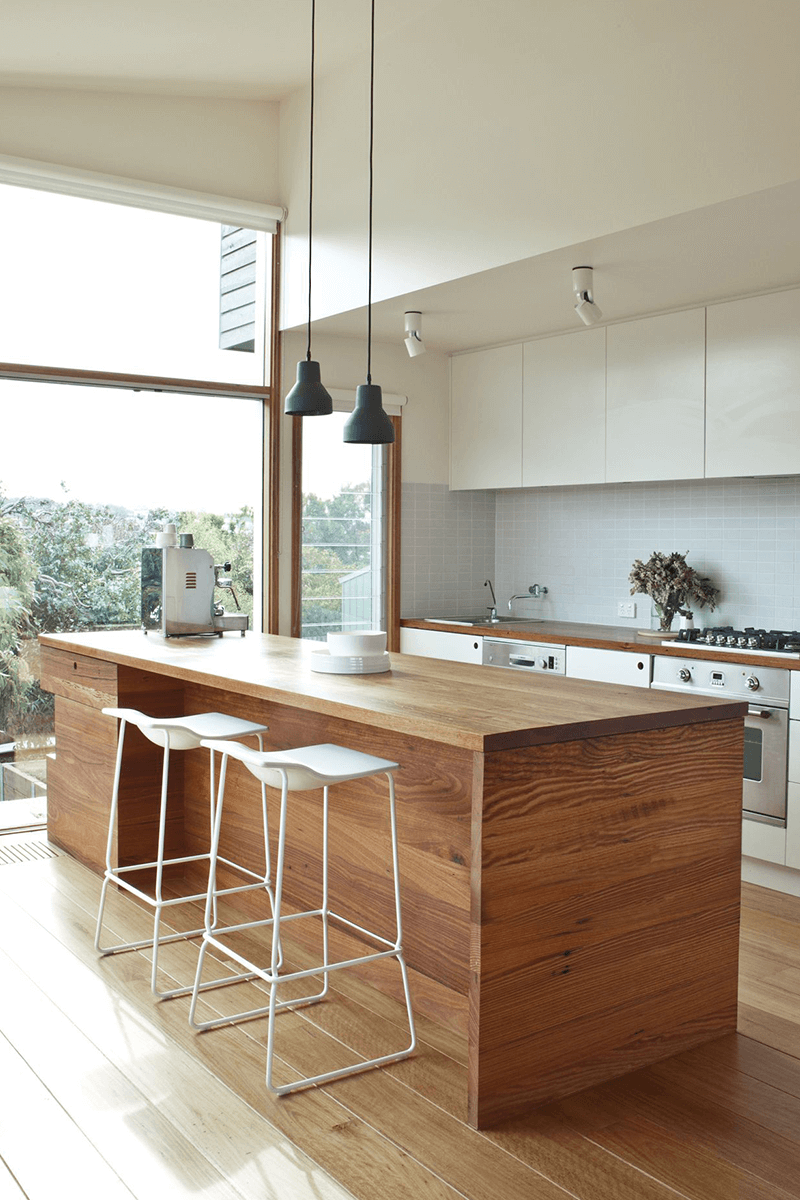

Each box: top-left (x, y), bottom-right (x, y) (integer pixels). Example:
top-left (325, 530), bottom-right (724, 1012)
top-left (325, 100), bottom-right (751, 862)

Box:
top-left (522, 329), bottom-right (605, 486)
top-left (565, 646), bottom-right (651, 687)
top-left (399, 628), bottom-right (483, 662)
top-left (706, 288), bottom-right (800, 478)
top-left (450, 344), bottom-right (522, 490)
top-left (606, 309), bottom-right (705, 482)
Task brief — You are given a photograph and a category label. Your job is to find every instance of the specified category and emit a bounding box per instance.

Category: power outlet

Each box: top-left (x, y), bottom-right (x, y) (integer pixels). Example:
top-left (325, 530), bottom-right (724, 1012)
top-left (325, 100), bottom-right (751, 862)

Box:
top-left (617, 600), bottom-right (637, 619)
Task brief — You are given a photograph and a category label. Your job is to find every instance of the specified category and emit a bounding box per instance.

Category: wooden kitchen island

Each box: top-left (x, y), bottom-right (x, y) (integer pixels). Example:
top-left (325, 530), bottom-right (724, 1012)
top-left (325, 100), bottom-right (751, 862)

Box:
top-left (40, 629), bottom-right (746, 1128)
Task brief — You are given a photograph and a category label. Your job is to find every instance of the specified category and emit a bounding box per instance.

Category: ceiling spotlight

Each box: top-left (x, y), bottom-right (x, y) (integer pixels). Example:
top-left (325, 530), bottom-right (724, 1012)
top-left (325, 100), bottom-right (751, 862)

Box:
top-left (572, 265), bottom-right (603, 326)
top-left (404, 311), bottom-right (426, 357)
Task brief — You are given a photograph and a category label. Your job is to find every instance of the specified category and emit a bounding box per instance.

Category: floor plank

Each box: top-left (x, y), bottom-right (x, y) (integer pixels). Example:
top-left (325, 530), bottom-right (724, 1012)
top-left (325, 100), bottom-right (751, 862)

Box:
top-left (0, 1030), bottom-right (134, 1200)
top-left (2, 844), bottom-right (800, 1200)
top-left (0, 859), bottom-right (460, 1200)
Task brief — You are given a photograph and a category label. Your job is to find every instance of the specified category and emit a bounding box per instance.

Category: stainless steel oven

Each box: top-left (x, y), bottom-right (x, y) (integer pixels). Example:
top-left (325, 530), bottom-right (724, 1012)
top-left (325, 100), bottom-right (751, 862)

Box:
top-left (652, 657), bottom-right (789, 826)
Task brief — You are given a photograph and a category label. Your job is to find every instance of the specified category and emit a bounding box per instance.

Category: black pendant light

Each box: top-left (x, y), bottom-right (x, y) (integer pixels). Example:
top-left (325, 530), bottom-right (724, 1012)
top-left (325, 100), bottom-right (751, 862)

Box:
top-left (343, 0), bottom-right (395, 445)
top-left (285, 0), bottom-right (333, 417)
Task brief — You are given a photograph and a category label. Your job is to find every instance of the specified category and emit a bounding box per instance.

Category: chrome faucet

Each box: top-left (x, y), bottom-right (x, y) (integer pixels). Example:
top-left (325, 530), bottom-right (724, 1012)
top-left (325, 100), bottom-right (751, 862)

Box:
top-left (508, 584), bottom-right (549, 612)
top-left (484, 579), bottom-right (498, 620)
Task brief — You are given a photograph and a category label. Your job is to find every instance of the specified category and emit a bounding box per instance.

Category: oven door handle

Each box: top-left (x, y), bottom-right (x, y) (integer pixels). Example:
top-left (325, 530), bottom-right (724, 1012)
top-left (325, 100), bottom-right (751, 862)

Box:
top-left (748, 709), bottom-right (773, 719)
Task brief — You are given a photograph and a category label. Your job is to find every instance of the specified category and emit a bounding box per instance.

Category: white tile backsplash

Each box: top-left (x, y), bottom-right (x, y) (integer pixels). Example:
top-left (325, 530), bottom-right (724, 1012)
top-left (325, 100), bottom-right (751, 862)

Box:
top-left (402, 476), bottom-right (800, 630)
top-left (401, 483), bottom-right (496, 617)
top-left (495, 477), bottom-right (800, 630)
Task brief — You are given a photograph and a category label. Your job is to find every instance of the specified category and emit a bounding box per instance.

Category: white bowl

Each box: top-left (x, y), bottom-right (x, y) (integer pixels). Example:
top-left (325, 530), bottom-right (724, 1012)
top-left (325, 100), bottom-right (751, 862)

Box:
top-left (326, 630), bottom-right (386, 657)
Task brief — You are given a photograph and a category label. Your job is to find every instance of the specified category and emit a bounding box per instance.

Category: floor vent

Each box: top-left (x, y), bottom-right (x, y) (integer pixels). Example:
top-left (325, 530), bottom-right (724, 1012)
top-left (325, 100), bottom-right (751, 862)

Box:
top-left (0, 835), bottom-right (62, 866)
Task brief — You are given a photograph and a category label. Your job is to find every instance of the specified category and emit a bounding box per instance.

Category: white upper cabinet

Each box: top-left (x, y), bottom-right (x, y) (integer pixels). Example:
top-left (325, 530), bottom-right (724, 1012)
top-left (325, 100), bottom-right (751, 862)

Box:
top-left (522, 329), bottom-right (606, 487)
top-left (706, 288), bottom-right (800, 478)
top-left (450, 344), bottom-right (523, 490)
top-left (606, 309), bottom-right (706, 483)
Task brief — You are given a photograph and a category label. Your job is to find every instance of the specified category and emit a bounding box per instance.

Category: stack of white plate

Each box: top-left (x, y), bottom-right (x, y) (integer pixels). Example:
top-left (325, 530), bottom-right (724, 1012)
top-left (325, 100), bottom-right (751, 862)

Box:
top-left (310, 631), bottom-right (390, 675)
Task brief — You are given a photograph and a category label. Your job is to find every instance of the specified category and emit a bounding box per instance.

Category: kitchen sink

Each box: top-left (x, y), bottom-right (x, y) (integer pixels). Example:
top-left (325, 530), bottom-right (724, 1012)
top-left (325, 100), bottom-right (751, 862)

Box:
top-left (422, 616), bottom-right (541, 626)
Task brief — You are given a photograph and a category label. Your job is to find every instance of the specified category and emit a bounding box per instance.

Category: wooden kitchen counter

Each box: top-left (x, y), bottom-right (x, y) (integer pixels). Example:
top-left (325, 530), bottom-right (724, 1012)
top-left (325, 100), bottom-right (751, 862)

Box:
top-left (40, 629), bottom-right (746, 1128)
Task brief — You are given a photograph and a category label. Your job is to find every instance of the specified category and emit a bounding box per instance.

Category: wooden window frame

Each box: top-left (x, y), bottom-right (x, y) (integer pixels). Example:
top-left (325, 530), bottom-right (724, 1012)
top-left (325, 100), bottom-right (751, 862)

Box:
top-left (1, 227), bottom-right (282, 635)
top-left (290, 414), bottom-right (401, 650)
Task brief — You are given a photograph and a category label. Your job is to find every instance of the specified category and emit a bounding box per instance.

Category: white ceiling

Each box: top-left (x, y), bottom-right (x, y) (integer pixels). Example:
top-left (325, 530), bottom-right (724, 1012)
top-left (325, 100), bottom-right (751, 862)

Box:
top-left (0, 0), bottom-right (440, 99)
top-left (5, 1), bottom-right (800, 354)
top-left (309, 178), bottom-right (800, 353)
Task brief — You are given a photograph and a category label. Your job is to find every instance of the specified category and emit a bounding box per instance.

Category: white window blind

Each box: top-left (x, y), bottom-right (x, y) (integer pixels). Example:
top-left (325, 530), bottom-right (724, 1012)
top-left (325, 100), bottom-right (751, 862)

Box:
top-left (0, 153), bottom-right (285, 232)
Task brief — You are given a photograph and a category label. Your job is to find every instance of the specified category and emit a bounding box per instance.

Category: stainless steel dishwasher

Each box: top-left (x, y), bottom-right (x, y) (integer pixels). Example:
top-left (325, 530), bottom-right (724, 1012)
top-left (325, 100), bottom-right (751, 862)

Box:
top-left (482, 637), bottom-right (566, 674)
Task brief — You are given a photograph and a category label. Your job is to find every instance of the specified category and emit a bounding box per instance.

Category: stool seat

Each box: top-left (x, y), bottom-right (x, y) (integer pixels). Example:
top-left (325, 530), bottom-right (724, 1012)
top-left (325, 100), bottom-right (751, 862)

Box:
top-left (189, 737), bottom-right (415, 1096)
top-left (103, 708), bottom-right (269, 751)
top-left (95, 707), bottom-right (273, 1001)
top-left (200, 738), bottom-right (399, 792)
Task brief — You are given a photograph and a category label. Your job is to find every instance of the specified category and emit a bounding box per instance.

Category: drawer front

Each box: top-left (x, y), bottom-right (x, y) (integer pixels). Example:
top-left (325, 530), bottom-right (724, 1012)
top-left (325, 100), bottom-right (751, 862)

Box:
top-left (566, 646), bottom-right (652, 687)
top-left (741, 815), bottom-right (786, 865)
top-left (39, 645), bottom-right (117, 709)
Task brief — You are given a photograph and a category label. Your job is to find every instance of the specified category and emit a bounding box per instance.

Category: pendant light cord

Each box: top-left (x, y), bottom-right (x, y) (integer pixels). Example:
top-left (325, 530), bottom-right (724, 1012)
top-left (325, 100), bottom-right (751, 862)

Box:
top-left (305, 0), bottom-right (317, 362)
top-left (366, 0), bottom-right (375, 384)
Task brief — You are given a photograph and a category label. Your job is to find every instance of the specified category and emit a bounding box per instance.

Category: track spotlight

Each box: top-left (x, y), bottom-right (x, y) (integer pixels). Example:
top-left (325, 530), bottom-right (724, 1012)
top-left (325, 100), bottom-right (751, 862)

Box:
top-left (572, 265), bottom-right (603, 326)
top-left (404, 311), bottom-right (426, 357)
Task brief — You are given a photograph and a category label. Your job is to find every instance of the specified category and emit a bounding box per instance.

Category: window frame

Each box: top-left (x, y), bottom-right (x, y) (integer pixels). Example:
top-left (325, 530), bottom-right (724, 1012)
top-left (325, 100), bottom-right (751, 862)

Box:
top-left (0, 215), bottom-right (282, 634)
top-left (290, 412), bottom-right (401, 650)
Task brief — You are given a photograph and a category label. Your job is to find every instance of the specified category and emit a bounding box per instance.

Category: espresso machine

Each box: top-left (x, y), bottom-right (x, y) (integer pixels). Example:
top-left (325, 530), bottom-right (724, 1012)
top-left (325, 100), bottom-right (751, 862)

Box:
top-left (141, 531), bottom-right (249, 637)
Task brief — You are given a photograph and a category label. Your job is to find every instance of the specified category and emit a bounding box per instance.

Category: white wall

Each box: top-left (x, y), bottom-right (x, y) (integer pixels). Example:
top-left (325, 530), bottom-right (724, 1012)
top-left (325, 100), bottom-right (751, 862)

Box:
top-left (280, 0), bottom-right (800, 328)
top-left (0, 87), bottom-right (280, 202)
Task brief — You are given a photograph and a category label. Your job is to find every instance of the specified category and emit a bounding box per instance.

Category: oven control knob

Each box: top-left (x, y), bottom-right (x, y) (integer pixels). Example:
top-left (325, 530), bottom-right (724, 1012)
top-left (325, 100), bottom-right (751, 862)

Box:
top-left (537, 657), bottom-right (548, 670)
top-left (745, 675), bottom-right (760, 691)
top-left (678, 668), bottom-right (691, 682)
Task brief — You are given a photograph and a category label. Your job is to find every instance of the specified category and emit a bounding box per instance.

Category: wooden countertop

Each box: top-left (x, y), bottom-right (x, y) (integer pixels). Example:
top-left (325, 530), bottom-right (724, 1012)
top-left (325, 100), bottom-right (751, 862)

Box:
top-left (40, 629), bottom-right (745, 753)
top-left (402, 617), bottom-right (800, 670)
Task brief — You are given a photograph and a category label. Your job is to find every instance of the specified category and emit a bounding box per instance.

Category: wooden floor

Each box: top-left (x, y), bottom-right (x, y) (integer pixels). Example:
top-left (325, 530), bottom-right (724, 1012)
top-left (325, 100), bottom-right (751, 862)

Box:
top-left (1, 836), bottom-right (800, 1200)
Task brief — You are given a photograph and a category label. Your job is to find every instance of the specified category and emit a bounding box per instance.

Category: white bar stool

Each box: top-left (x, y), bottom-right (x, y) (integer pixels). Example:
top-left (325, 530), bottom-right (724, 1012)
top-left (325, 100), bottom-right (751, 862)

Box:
top-left (189, 739), bottom-right (416, 1095)
top-left (95, 707), bottom-right (275, 1000)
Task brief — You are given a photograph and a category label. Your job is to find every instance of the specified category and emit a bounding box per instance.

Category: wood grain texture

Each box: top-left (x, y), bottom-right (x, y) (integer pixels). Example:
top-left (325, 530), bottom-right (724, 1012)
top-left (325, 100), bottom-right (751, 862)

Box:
top-left (39, 634), bottom-right (745, 1129)
top-left (0, 851), bottom-right (797, 1200)
top-left (39, 630), bottom-right (747, 752)
top-left (39, 645), bottom-right (117, 709)
top-left (180, 682), bottom-right (473, 998)
top-left (469, 718), bottom-right (743, 1126)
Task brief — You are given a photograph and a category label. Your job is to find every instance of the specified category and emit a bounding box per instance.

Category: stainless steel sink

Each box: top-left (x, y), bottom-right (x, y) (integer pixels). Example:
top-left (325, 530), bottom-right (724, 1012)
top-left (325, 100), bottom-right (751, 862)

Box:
top-left (422, 616), bottom-right (541, 626)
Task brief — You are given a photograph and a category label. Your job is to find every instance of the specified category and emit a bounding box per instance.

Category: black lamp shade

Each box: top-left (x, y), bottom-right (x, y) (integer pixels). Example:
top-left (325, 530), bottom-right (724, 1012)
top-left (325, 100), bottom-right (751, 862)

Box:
top-left (284, 359), bottom-right (333, 416)
top-left (342, 383), bottom-right (395, 444)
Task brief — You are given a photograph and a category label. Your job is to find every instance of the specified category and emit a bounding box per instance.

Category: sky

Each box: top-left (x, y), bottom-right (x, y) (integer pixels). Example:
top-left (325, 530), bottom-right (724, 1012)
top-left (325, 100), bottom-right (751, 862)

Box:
top-left (0, 183), bottom-right (368, 511)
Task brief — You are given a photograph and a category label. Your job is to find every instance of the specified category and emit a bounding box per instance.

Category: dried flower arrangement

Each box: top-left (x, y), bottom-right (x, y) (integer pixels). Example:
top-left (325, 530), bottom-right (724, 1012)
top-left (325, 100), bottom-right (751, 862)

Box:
top-left (629, 551), bottom-right (719, 632)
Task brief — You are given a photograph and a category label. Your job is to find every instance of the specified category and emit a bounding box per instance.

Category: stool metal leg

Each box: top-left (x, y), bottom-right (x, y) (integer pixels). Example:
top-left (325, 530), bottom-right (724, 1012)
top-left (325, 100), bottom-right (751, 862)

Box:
top-left (188, 755), bottom-right (286, 1029)
top-left (189, 752), bottom-right (415, 1097)
top-left (97, 721), bottom-right (277, 1002)
top-left (94, 715), bottom-right (129, 956)
top-left (264, 769), bottom-right (416, 1096)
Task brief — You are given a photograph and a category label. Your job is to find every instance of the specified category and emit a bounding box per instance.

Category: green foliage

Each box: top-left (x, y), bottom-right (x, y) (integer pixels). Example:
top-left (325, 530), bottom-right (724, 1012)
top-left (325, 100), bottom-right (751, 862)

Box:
top-left (0, 486), bottom-right (35, 737)
top-left (178, 507), bottom-right (254, 621)
top-left (300, 484), bottom-right (372, 638)
top-left (0, 483), bottom-right (256, 738)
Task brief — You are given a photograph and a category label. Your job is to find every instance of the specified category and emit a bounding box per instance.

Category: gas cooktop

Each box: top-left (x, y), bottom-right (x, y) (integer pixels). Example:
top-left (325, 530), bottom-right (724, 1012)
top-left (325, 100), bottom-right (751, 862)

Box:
top-left (667, 626), bottom-right (800, 656)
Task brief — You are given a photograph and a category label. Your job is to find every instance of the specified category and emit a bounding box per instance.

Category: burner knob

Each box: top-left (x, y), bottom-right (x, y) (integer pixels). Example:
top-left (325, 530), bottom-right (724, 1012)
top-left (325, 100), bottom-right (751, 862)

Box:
top-left (537, 657), bottom-right (548, 670)
top-left (745, 675), bottom-right (760, 692)
top-left (678, 668), bottom-right (691, 682)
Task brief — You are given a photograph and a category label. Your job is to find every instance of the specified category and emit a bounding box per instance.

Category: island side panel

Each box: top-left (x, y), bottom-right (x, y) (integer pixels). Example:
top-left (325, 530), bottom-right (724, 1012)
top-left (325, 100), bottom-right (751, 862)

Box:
top-left (469, 716), bottom-right (743, 1128)
top-left (40, 648), bottom-right (186, 871)
top-left (180, 679), bottom-right (474, 1030)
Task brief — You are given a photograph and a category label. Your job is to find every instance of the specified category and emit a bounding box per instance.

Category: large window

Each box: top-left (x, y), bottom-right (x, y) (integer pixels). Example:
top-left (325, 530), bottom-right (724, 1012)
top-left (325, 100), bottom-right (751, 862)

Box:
top-left (298, 411), bottom-right (390, 640)
top-left (0, 182), bottom-right (273, 832)
top-left (0, 184), bottom-right (270, 384)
